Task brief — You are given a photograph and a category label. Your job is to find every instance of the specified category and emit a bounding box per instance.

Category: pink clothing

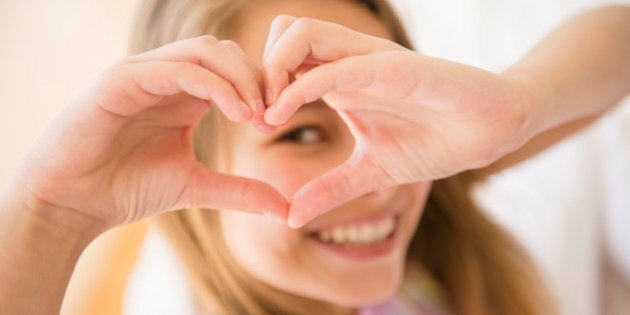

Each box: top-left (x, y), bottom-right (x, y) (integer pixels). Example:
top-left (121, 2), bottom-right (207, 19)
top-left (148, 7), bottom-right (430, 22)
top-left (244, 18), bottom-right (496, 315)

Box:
top-left (359, 299), bottom-right (418, 315)
top-left (358, 298), bottom-right (450, 315)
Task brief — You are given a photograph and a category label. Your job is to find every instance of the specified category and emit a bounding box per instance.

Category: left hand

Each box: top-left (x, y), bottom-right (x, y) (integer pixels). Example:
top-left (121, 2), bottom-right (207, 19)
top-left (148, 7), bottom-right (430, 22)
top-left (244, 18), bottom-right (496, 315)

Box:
top-left (262, 16), bottom-right (543, 228)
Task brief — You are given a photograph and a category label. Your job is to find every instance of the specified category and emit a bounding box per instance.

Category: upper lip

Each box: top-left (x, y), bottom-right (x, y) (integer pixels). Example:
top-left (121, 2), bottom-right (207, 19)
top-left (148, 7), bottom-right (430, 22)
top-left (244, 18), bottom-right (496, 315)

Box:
top-left (301, 208), bottom-right (403, 234)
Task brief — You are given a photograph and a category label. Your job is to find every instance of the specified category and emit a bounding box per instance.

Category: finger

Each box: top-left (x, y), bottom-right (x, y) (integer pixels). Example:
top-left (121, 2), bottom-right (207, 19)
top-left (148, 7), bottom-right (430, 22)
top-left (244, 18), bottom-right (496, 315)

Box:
top-left (263, 17), bottom-right (398, 105)
top-left (220, 40), bottom-right (267, 116)
top-left (221, 40), bottom-right (278, 132)
top-left (126, 36), bottom-right (263, 119)
top-left (130, 97), bottom-right (212, 128)
top-left (262, 15), bottom-right (298, 104)
top-left (175, 164), bottom-right (288, 222)
top-left (265, 56), bottom-right (377, 125)
top-left (251, 114), bottom-right (278, 133)
top-left (97, 61), bottom-right (251, 122)
top-left (286, 154), bottom-right (388, 228)
top-left (263, 15), bottom-right (298, 62)
top-left (220, 39), bottom-right (279, 132)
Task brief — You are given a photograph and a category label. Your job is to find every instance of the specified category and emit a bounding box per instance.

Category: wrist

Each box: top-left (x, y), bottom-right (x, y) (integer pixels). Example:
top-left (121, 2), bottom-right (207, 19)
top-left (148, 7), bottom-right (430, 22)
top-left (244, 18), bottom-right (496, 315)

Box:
top-left (0, 185), bottom-right (106, 313)
top-left (0, 184), bottom-right (107, 244)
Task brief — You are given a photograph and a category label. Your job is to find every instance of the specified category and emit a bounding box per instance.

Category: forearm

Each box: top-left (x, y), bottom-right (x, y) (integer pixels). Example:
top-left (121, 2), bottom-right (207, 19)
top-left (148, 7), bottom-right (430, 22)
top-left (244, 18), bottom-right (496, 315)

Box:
top-left (505, 5), bottom-right (630, 135)
top-left (0, 186), bottom-right (105, 314)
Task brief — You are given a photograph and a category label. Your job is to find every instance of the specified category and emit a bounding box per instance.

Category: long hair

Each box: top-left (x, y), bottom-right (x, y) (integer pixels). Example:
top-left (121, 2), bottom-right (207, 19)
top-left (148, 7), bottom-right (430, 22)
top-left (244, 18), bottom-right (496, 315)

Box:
top-left (131, 0), bottom-right (556, 314)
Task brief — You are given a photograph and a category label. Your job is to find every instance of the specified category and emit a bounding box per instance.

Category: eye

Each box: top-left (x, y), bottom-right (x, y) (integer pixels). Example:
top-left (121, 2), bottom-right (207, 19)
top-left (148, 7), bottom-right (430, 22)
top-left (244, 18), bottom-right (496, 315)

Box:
top-left (276, 126), bottom-right (326, 145)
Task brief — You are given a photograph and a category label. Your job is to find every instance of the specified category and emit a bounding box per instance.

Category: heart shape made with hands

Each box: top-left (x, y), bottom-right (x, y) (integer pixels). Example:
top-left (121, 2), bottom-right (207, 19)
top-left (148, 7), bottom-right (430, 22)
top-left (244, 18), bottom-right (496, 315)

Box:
top-left (120, 14), bottom-right (519, 231)
top-left (258, 16), bottom-right (421, 228)
top-left (257, 15), bottom-right (530, 228)
top-left (127, 15), bottom-right (412, 229)
top-left (23, 15), bottom-right (527, 233)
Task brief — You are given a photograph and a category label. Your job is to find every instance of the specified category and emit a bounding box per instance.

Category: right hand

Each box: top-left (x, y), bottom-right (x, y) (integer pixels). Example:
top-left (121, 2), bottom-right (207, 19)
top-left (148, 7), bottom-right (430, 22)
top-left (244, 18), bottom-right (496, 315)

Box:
top-left (262, 17), bottom-right (537, 227)
top-left (7, 36), bottom-right (288, 231)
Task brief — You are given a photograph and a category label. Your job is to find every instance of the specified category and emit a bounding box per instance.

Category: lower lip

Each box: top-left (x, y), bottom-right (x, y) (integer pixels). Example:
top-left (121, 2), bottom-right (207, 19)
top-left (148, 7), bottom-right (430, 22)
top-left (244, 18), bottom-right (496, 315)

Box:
top-left (306, 218), bottom-right (399, 261)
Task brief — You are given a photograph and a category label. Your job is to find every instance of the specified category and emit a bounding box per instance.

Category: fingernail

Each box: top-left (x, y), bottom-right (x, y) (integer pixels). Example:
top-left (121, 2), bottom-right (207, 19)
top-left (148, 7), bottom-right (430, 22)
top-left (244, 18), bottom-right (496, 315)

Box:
top-left (264, 107), bottom-right (279, 125)
top-left (253, 115), bottom-right (275, 133)
top-left (287, 217), bottom-right (302, 229)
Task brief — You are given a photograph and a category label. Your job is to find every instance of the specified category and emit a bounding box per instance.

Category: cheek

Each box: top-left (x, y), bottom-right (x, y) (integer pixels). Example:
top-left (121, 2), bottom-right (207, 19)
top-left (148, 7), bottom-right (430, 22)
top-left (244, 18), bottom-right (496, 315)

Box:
top-left (401, 182), bottom-right (432, 241)
top-left (230, 151), bottom-right (346, 199)
top-left (227, 116), bottom-right (354, 199)
top-left (408, 182), bottom-right (430, 217)
top-left (254, 160), bottom-right (313, 198)
top-left (219, 210), bottom-right (304, 276)
top-left (220, 210), bottom-right (295, 253)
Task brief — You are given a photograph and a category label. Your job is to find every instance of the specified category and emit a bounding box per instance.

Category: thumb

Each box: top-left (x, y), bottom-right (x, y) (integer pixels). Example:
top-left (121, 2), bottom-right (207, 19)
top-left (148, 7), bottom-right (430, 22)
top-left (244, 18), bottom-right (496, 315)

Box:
top-left (287, 155), bottom-right (389, 228)
top-left (175, 164), bottom-right (288, 222)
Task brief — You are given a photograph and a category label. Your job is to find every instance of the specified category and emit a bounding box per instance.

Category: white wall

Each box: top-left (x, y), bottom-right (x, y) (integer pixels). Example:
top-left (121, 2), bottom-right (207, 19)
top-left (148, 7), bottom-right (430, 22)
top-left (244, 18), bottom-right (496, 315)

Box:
top-left (389, 1), bottom-right (630, 315)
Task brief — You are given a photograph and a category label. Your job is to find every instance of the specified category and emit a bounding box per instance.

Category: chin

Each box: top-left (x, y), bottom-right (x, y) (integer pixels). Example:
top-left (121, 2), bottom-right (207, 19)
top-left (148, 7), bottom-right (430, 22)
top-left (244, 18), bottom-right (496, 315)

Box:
top-left (315, 266), bottom-right (404, 308)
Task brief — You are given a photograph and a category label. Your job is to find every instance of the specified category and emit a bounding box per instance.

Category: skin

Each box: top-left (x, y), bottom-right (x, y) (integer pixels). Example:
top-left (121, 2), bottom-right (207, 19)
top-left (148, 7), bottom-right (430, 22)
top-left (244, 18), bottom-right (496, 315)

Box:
top-left (221, 103), bottom-right (428, 309)
top-left (0, 1), bottom-right (627, 314)
top-left (221, 0), bottom-right (430, 310)
top-left (261, 7), bottom-right (630, 227)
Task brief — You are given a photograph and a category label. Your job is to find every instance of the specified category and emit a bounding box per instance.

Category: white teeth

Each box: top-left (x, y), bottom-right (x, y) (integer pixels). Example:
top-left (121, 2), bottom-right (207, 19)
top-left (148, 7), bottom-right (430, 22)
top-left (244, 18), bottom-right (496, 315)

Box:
top-left (315, 216), bottom-right (396, 246)
top-left (347, 226), bottom-right (359, 243)
top-left (358, 224), bottom-right (374, 241)
top-left (332, 227), bottom-right (346, 243)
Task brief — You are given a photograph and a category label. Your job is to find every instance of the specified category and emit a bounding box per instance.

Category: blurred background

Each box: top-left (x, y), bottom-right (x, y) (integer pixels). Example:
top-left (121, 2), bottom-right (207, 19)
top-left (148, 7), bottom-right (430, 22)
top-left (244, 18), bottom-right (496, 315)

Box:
top-left (0, 0), bottom-right (140, 182)
top-left (1, 0), bottom-right (628, 314)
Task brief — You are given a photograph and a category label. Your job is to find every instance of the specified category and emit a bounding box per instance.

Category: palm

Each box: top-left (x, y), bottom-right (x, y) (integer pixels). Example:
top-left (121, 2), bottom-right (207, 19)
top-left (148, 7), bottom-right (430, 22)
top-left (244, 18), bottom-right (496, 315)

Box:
top-left (98, 104), bottom-right (203, 223)
top-left (285, 53), bottom-right (531, 227)
top-left (373, 56), bottom-right (528, 164)
top-left (24, 94), bottom-right (205, 225)
top-left (18, 36), bottom-right (289, 228)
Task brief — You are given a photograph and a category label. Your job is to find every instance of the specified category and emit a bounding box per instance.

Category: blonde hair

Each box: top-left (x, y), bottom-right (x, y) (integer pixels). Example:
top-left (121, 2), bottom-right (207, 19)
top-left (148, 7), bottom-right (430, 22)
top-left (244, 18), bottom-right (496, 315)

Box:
top-left (131, 0), bottom-right (556, 314)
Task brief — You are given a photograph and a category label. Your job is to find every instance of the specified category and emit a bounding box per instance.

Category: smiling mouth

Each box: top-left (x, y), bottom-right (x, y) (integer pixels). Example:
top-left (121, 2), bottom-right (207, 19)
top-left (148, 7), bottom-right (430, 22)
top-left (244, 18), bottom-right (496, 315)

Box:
top-left (307, 215), bottom-right (398, 247)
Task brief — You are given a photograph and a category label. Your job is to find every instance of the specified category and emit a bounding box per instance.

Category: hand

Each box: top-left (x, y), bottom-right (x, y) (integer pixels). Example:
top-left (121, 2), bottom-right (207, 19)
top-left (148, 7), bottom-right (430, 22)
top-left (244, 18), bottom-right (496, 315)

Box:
top-left (263, 16), bottom-right (540, 227)
top-left (10, 36), bottom-right (287, 231)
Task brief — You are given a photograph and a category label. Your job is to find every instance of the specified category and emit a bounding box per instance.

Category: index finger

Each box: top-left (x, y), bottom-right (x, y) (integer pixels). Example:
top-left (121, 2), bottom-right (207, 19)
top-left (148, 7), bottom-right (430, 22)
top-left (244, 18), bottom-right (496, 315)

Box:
top-left (262, 16), bottom-right (399, 105)
top-left (287, 152), bottom-right (391, 228)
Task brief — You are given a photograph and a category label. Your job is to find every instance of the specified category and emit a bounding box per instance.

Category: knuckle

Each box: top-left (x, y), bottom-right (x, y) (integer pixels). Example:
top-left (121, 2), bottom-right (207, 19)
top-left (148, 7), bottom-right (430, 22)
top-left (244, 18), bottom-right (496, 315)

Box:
top-left (271, 14), bottom-right (297, 27)
top-left (174, 61), bottom-right (195, 71)
top-left (169, 61), bottom-right (199, 77)
top-left (219, 39), bottom-right (238, 49)
top-left (100, 62), bottom-right (131, 83)
top-left (220, 40), bottom-right (248, 59)
top-left (293, 17), bottom-right (316, 32)
top-left (195, 35), bottom-right (220, 49)
top-left (111, 54), bottom-right (140, 67)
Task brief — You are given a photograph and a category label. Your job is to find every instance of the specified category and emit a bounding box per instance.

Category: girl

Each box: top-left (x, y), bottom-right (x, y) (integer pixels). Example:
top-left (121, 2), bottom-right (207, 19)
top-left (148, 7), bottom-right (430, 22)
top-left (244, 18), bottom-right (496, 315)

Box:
top-left (1, 0), bottom-right (627, 314)
top-left (128, 0), bottom-right (554, 314)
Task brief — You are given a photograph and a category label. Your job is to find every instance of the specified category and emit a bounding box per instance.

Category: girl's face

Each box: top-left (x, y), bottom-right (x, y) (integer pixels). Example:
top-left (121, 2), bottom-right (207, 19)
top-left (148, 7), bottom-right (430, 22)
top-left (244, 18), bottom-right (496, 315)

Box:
top-left (218, 0), bottom-right (431, 308)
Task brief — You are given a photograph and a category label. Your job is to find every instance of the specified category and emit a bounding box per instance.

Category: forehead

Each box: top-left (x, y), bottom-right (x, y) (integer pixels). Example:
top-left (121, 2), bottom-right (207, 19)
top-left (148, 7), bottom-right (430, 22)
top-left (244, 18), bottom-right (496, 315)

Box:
top-left (230, 0), bottom-right (393, 64)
